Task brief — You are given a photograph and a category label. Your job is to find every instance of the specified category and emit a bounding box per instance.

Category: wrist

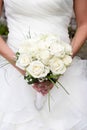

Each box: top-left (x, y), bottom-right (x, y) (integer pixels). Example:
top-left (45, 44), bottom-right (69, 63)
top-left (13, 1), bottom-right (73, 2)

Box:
top-left (9, 54), bottom-right (17, 65)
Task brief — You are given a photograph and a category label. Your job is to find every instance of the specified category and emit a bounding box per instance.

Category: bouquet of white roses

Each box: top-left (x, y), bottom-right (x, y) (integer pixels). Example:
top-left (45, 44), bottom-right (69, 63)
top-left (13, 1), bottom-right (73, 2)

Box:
top-left (16, 33), bottom-right (72, 111)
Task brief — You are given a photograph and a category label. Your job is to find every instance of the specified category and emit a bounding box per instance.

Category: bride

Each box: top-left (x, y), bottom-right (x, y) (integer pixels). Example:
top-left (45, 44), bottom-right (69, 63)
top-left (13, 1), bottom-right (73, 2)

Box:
top-left (0, 0), bottom-right (87, 130)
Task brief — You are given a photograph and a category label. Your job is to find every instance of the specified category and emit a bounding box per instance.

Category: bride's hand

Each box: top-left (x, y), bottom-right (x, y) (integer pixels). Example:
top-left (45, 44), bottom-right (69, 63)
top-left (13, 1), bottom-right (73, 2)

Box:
top-left (32, 80), bottom-right (54, 95)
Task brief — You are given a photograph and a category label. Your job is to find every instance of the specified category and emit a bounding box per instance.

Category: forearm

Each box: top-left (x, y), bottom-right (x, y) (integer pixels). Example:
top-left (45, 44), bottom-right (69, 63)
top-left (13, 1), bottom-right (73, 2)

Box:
top-left (0, 36), bottom-right (25, 75)
top-left (72, 0), bottom-right (87, 57)
top-left (71, 25), bottom-right (87, 57)
top-left (0, 36), bottom-right (16, 64)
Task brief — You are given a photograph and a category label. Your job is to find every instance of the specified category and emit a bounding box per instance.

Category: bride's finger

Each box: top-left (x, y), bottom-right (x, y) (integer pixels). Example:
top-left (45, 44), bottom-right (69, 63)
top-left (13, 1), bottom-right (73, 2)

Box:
top-left (32, 84), bottom-right (41, 92)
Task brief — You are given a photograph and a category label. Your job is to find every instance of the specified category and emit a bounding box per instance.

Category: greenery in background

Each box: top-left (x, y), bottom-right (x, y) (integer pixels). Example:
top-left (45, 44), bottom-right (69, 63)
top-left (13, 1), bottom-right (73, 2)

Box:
top-left (0, 23), bottom-right (9, 35)
top-left (68, 26), bottom-right (76, 39)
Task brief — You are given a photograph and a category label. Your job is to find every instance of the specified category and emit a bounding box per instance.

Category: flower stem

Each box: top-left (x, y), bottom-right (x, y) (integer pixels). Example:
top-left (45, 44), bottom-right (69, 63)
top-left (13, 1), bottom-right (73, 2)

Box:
top-left (48, 92), bottom-right (50, 112)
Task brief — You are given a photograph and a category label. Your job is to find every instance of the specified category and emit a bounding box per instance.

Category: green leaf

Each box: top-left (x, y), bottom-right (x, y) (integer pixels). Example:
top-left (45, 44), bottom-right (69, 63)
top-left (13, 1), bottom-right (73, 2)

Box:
top-left (24, 74), bottom-right (38, 84)
top-left (16, 52), bottom-right (20, 60)
top-left (0, 23), bottom-right (9, 35)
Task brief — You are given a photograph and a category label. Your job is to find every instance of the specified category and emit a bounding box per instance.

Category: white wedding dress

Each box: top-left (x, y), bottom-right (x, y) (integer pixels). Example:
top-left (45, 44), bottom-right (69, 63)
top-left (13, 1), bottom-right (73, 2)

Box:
top-left (0, 0), bottom-right (87, 130)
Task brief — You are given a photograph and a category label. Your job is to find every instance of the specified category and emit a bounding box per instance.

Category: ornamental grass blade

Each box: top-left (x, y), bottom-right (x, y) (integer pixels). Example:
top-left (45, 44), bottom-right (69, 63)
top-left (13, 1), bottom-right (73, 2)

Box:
top-left (48, 92), bottom-right (50, 112)
top-left (57, 81), bottom-right (70, 95)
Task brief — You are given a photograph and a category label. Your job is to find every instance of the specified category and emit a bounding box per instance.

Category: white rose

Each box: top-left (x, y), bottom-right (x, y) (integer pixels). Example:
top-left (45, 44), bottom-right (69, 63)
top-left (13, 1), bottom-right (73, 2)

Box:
top-left (38, 50), bottom-right (51, 65)
top-left (62, 42), bottom-right (72, 55)
top-left (38, 33), bottom-right (58, 41)
top-left (29, 45), bottom-right (39, 59)
top-left (39, 34), bottom-right (49, 41)
top-left (37, 34), bottom-right (60, 50)
top-left (18, 45), bottom-right (30, 54)
top-left (63, 55), bottom-right (72, 66)
top-left (50, 43), bottom-right (65, 58)
top-left (16, 54), bottom-right (31, 69)
top-left (49, 57), bottom-right (66, 75)
top-left (37, 41), bottom-right (51, 51)
top-left (46, 34), bottom-right (60, 44)
top-left (26, 61), bottom-right (49, 78)
top-left (18, 40), bottom-right (33, 53)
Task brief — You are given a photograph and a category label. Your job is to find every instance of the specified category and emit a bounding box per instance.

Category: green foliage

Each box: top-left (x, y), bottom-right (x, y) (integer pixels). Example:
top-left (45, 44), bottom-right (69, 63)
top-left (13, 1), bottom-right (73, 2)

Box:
top-left (0, 23), bottom-right (9, 35)
top-left (24, 74), bottom-right (38, 84)
top-left (68, 26), bottom-right (76, 39)
top-left (16, 52), bottom-right (20, 60)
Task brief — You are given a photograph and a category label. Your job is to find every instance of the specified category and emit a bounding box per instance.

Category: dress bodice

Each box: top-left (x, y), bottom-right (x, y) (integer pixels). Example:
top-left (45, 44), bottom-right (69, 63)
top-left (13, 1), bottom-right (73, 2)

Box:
top-left (4, 0), bottom-right (73, 50)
